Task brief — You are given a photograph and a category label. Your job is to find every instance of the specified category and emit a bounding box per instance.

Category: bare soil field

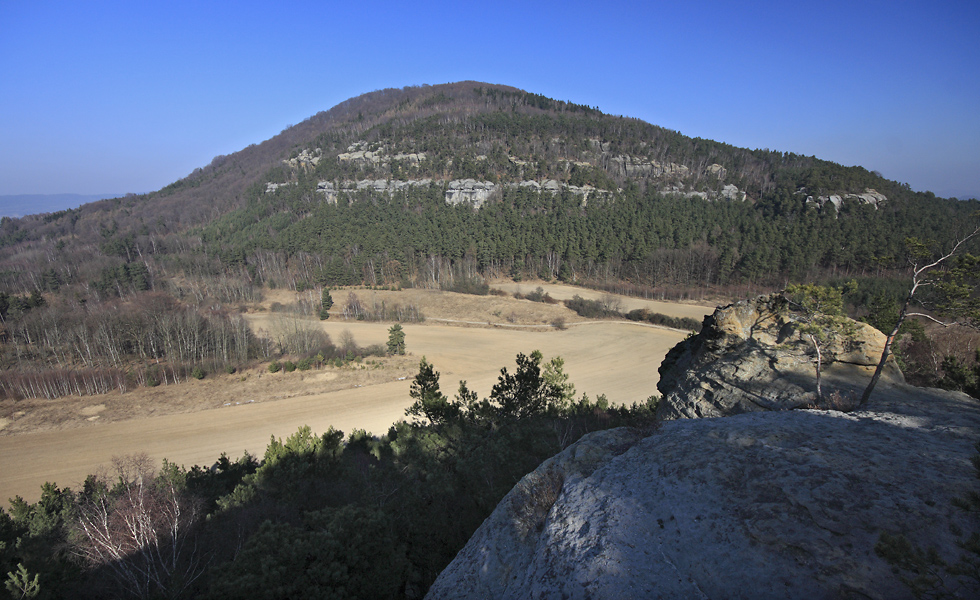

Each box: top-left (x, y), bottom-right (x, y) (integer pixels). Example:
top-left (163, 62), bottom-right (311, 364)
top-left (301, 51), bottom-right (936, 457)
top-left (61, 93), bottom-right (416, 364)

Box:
top-left (0, 283), bottom-right (715, 503)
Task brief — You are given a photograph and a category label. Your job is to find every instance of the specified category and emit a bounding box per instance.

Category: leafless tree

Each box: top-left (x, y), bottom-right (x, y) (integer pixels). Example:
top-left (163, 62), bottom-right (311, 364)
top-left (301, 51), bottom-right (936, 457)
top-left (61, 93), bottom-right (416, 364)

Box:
top-left (343, 291), bottom-right (365, 320)
top-left (861, 223), bottom-right (980, 405)
top-left (71, 454), bottom-right (206, 600)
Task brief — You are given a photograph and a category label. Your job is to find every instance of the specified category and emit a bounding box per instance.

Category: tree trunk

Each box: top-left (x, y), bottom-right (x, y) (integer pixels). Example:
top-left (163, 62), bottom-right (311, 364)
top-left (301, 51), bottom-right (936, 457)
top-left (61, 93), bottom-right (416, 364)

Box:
top-left (809, 334), bottom-right (823, 401)
top-left (860, 290), bottom-right (913, 406)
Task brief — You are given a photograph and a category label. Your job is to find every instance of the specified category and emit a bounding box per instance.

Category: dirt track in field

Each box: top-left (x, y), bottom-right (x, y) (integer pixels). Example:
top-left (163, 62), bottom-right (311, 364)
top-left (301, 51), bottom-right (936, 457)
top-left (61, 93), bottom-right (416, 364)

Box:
top-left (0, 283), bottom-right (715, 503)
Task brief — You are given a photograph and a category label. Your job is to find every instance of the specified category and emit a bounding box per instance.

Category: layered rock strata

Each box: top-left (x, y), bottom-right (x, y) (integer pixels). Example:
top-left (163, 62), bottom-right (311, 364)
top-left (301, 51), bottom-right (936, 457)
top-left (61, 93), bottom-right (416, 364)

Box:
top-left (656, 294), bottom-right (901, 420)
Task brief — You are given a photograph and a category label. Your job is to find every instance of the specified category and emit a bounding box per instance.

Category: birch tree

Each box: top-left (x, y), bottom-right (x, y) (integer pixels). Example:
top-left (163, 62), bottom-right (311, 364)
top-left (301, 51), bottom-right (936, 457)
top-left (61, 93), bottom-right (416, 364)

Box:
top-left (861, 224), bottom-right (980, 405)
top-left (71, 454), bottom-right (205, 600)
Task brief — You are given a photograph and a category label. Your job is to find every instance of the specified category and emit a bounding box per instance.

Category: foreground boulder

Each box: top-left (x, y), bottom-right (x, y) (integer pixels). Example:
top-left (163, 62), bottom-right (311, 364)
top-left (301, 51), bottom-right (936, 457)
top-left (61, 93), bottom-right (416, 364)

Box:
top-left (426, 387), bottom-right (980, 599)
top-left (656, 293), bottom-right (902, 419)
top-left (426, 295), bottom-right (979, 599)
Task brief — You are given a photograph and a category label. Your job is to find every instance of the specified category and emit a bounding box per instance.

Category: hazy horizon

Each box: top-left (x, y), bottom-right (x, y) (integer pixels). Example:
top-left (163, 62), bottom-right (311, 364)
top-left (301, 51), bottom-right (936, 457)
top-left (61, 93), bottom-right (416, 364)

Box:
top-left (0, 193), bottom-right (132, 219)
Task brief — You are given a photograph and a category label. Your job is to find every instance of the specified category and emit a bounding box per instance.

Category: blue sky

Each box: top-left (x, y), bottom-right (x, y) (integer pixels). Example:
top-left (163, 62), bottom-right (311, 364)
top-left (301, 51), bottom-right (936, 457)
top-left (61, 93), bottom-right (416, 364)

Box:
top-left (1, 0), bottom-right (978, 201)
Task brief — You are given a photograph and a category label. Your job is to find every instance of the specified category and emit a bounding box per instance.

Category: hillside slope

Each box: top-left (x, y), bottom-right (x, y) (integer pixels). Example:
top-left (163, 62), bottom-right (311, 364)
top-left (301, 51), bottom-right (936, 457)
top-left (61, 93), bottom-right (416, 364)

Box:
top-left (2, 81), bottom-right (975, 295)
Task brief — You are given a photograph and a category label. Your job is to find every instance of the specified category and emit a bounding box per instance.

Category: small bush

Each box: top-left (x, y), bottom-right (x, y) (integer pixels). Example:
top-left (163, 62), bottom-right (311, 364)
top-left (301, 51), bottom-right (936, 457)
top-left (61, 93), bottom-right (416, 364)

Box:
top-left (225, 365), bottom-right (237, 375)
top-left (297, 358), bottom-right (312, 371)
top-left (192, 366), bottom-right (206, 380)
top-left (269, 361), bottom-right (281, 373)
top-left (354, 299), bottom-right (425, 322)
top-left (363, 344), bottom-right (387, 357)
top-left (625, 309), bottom-right (702, 332)
top-left (515, 287), bottom-right (558, 304)
top-left (564, 295), bottom-right (621, 318)
top-left (551, 317), bottom-right (567, 330)
top-left (283, 361), bottom-right (296, 373)
top-left (146, 366), bottom-right (161, 387)
top-left (442, 276), bottom-right (490, 296)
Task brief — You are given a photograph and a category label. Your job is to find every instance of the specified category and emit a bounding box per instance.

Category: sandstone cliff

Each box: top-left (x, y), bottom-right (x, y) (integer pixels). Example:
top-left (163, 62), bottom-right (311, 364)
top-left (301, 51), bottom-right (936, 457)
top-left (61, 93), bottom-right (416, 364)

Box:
top-left (426, 297), bottom-right (980, 599)
top-left (656, 294), bottom-right (902, 420)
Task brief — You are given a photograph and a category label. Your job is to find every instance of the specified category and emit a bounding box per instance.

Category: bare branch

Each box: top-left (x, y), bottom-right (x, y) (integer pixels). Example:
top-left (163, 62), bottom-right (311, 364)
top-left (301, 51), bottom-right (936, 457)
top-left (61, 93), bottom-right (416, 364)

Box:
top-left (904, 312), bottom-right (956, 327)
top-left (70, 454), bottom-right (206, 599)
top-left (862, 221), bottom-right (980, 405)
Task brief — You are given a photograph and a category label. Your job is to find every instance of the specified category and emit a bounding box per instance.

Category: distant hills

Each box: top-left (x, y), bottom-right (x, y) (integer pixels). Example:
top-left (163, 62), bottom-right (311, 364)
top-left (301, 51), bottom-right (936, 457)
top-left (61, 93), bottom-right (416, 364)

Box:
top-left (0, 193), bottom-right (125, 218)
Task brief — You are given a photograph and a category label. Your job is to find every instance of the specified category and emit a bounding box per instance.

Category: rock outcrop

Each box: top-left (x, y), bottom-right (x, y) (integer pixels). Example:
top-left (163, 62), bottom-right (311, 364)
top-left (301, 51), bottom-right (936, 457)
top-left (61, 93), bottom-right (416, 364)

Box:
top-left (426, 295), bottom-right (980, 599)
top-left (335, 141), bottom-right (428, 169)
top-left (607, 154), bottom-right (690, 179)
top-left (707, 163), bottom-right (727, 178)
top-left (446, 179), bottom-right (497, 207)
top-left (656, 294), bottom-right (901, 420)
top-left (426, 387), bottom-right (980, 599)
top-left (283, 148), bottom-right (321, 170)
top-left (804, 188), bottom-right (888, 211)
top-left (264, 182), bottom-right (294, 193)
top-left (314, 179), bottom-right (434, 203)
top-left (660, 182), bottom-right (748, 202)
top-left (298, 178), bottom-right (612, 207)
top-left (280, 138), bottom-right (754, 205)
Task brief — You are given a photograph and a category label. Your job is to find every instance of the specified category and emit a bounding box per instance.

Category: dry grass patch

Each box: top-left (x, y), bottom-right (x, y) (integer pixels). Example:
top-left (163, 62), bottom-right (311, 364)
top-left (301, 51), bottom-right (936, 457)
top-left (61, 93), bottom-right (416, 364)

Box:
top-left (0, 356), bottom-right (417, 436)
top-left (491, 281), bottom-right (714, 321)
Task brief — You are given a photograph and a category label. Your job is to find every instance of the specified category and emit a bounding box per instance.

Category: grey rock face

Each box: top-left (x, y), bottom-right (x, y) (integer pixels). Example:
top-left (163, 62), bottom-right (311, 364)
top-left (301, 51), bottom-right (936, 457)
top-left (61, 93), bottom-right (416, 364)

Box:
top-left (806, 188), bottom-right (888, 211)
top-left (446, 179), bottom-right (497, 207)
top-left (314, 178), bottom-right (434, 203)
top-left (425, 428), bottom-right (646, 599)
top-left (426, 388), bottom-right (980, 600)
top-left (283, 148), bottom-right (321, 170)
top-left (661, 183), bottom-right (747, 202)
top-left (707, 163), bottom-right (727, 178)
top-left (309, 177), bottom-right (612, 207)
top-left (392, 152), bottom-right (427, 165)
top-left (607, 154), bottom-right (690, 179)
top-left (720, 183), bottom-right (745, 200)
top-left (656, 294), bottom-right (901, 420)
top-left (337, 149), bottom-right (383, 166)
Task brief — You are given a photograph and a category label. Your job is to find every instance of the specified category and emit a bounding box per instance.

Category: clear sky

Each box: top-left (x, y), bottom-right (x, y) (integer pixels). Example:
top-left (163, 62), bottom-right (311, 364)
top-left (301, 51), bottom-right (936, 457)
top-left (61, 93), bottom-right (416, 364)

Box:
top-left (1, 0), bottom-right (978, 200)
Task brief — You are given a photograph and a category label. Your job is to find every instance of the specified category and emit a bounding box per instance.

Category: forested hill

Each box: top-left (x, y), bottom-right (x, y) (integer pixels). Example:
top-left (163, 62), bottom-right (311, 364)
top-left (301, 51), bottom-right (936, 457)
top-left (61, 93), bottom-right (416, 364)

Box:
top-left (1, 80), bottom-right (977, 298)
top-left (3, 83), bottom-right (980, 600)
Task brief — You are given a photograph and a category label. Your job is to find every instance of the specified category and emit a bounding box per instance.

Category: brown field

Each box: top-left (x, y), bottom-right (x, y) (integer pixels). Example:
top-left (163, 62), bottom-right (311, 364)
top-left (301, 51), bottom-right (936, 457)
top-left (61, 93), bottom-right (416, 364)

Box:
top-left (0, 283), bottom-right (714, 503)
